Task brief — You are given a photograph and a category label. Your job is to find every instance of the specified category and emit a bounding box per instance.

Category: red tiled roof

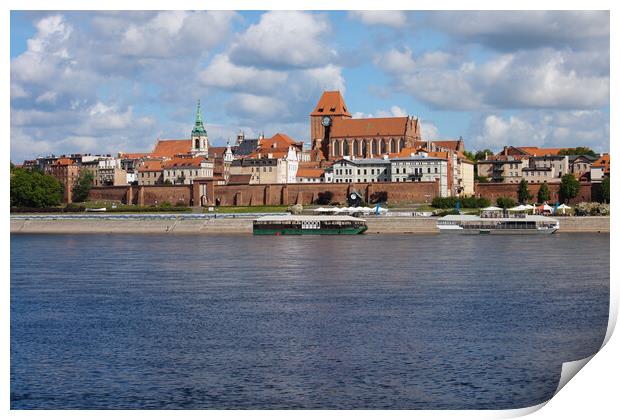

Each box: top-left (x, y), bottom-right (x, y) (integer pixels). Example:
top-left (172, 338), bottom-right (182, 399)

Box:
top-left (310, 91), bottom-right (351, 117)
top-left (259, 133), bottom-right (299, 149)
top-left (228, 174), bottom-right (252, 185)
top-left (592, 153), bottom-right (610, 174)
top-left (138, 160), bottom-right (163, 172)
top-left (517, 147), bottom-right (563, 156)
top-left (296, 167), bottom-right (324, 178)
top-left (162, 157), bottom-right (206, 169)
top-left (330, 117), bottom-right (409, 138)
top-left (152, 139), bottom-right (192, 158)
top-left (432, 140), bottom-right (462, 151)
top-left (209, 147), bottom-right (227, 158)
top-left (54, 158), bottom-right (74, 166)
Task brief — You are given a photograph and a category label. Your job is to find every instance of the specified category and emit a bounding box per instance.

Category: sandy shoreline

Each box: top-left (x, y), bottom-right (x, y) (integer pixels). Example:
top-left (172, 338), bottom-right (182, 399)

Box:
top-left (10, 215), bottom-right (610, 234)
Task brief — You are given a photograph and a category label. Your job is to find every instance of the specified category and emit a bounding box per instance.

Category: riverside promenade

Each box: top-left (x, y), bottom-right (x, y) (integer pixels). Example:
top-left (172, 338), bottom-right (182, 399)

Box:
top-left (10, 214), bottom-right (610, 234)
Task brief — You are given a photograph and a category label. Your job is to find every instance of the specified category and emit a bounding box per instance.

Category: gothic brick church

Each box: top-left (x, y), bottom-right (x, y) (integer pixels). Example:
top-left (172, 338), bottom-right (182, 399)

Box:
top-left (310, 91), bottom-right (421, 161)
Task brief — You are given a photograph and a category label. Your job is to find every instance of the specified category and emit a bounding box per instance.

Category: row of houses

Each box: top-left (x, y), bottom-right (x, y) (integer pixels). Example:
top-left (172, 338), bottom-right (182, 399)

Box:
top-left (19, 91), bottom-right (609, 204)
top-left (477, 146), bottom-right (610, 184)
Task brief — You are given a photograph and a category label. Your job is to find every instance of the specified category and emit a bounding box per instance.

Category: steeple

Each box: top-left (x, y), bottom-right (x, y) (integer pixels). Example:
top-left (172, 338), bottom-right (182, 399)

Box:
top-left (191, 99), bottom-right (209, 157)
top-left (192, 99), bottom-right (207, 136)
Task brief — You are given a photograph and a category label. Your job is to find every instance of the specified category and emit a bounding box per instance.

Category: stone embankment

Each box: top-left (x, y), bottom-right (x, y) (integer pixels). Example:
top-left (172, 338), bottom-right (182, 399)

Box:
top-left (10, 215), bottom-right (609, 234)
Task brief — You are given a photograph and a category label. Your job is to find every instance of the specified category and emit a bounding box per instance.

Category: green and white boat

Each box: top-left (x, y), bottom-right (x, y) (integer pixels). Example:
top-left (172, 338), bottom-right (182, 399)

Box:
top-left (253, 215), bottom-right (367, 235)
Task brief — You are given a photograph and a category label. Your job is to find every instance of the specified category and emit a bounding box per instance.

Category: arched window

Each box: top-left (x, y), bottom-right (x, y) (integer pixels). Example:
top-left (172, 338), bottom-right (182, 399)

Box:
top-left (399, 138), bottom-right (405, 151)
top-left (371, 139), bottom-right (377, 155)
top-left (390, 139), bottom-right (396, 153)
top-left (195, 139), bottom-right (200, 149)
top-left (380, 139), bottom-right (386, 154)
top-left (362, 141), bottom-right (368, 158)
top-left (353, 140), bottom-right (359, 156)
top-left (333, 140), bottom-right (340, 157)
top-left (343, 140), bottom-right (349, 156)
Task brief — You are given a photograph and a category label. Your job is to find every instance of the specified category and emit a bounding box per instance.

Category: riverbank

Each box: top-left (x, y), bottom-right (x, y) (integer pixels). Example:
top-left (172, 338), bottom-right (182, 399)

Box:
top-left (10, 215), bottom-right (610, 234)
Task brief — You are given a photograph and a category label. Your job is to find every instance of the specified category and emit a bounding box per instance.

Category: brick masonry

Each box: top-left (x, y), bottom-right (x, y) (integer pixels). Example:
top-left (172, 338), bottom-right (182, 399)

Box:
top-left (88, 180), bottom-right (595, 206)
top-left (89, 181), bottom-right (439, 206)
top-left (474, 182), bottom-right (593, 204)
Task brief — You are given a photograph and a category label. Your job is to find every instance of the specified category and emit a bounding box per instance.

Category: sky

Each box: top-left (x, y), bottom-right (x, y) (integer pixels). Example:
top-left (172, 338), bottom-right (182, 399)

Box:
top-left (9, 10), bottom-right (610, 163)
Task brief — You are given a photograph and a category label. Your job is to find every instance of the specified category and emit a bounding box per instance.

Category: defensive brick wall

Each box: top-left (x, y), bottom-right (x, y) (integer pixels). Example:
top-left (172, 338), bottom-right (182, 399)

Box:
top-left (89, 181), bottom-right (439, 206)
top-left (88, 186), bottom-right (129, 202)
top-left (474, 182), bottom-right (593, 204)
top-left (212, 181), bottom-right (439, 206)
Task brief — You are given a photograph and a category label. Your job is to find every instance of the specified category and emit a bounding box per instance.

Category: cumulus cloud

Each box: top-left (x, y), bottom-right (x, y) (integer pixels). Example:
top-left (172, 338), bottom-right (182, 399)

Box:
top-left (199, 54), bottom-right (288, 94)
top-left (349, 11), bottom-right (408, 28)
top-left (426, 11), bottom-right (609, 52)
top-left (470, 111), bottom-right (609, 153)
top-left (377, 47), bottom-right (609, 110)
top-left (229, 11), bottom-right (335, 69)
top-left (118, 11), bottom-right (236, 59)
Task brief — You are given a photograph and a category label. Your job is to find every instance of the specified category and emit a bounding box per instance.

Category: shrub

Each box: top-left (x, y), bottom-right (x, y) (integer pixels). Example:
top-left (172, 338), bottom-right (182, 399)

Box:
top-left (574, 202), bottom-right (609, 216)
top-left (370, 191), bottom-right (388, 204)
top-left (288, 204), bottom-right (303, 215)
top-left (496, 197), bottom-right (516, 209)
top-left (432, 196), bottom-right (490, 209)
top-left (315, 191), bottom-right (334, 205)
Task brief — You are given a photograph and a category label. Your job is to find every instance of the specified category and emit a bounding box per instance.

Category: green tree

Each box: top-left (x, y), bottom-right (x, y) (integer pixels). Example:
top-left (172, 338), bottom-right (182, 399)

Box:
top-left (474, 149), bottom-right (494, 161)
top-left (558, 147), bottom-right (597, 157)
top-left (72, 171), bottom-right (95, 203)
top-left (517, 179), bottom-right (532, 204)
top-left (463, 150), bottom-right (476, 161)
top-left (496, 197), bottom-right (516, 209)
top-left (559, 173), bottom-right (580, 203)
top-left (537, 181), bottom-right (551, 203)
top-left (600, 177), bottom-right (610, 203)
top-left (10, 168), bottom-right (63, 208)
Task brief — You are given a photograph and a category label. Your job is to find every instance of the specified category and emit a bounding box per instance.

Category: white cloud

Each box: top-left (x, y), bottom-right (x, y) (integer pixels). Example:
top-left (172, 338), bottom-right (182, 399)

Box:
top-left (232, 94), bottom-right (288, 120)
top-left (378, 48), bottom-right (609, 110)
top-left (421, 121), bottom-right (440, 140)
top-left (470, 110), bottom-right (609, 153)
top-left (229, 11), bottom-right (335, 69)
top-left (119, 11), bottom-right (236, 59)
top-left (426, 11), bottom-right (609, 52)
top-left (199, 54), bottom-right (288, 93)
top-left (349, 11), bottom-right (407, 28)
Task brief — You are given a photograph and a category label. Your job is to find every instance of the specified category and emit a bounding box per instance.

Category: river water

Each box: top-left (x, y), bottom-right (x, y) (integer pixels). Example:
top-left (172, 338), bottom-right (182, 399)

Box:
top-left (10, 233), bottom-right (609, 409)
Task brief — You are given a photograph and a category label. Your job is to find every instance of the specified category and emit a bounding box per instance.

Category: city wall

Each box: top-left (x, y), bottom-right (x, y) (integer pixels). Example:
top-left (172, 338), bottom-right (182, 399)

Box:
top-left (89, 181), bottom-right (596, 207)
top-left (89, 181), bottom-right (440, 206)
top-left (474, 182), bottom-right (594, 204)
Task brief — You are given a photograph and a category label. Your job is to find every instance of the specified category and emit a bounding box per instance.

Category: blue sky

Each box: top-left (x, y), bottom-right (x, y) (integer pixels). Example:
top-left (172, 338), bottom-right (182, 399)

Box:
top-left (10, 10), bottom-right (610, 162)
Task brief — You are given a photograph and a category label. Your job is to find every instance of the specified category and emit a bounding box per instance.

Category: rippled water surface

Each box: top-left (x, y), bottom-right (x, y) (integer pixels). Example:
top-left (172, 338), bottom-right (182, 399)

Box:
top-left (11, 233), bottom-right (609, 409)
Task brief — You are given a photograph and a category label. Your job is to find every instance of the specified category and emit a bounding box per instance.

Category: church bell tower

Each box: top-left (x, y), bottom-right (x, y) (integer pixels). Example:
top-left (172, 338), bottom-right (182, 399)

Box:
top-left (191, 100), bottom-right (209, 157)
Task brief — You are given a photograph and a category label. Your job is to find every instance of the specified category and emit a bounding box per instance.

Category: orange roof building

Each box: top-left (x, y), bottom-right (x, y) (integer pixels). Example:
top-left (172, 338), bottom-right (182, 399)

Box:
top-left (309, 90), bottom-right (421, 161)
top-left (151, 139), bottom-right (192, 158)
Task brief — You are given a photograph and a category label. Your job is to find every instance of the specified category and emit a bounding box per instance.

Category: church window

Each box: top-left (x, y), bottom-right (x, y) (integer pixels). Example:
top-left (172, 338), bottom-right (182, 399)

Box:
top-left (195, 139), bottom-right (200, 149)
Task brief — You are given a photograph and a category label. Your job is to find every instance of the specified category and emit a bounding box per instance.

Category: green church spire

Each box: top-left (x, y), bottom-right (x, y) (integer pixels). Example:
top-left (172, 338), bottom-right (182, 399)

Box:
top-left (192, 99), bottom-right (207, 136)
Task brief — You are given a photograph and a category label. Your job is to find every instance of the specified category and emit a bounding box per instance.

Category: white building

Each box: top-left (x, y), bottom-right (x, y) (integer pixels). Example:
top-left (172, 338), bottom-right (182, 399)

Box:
top-left (162, 157), bottom-right (214, 185)
top-left (390, 152), bottom-right (449, 197)
top-left (332, 158), bottom-right (391, 184)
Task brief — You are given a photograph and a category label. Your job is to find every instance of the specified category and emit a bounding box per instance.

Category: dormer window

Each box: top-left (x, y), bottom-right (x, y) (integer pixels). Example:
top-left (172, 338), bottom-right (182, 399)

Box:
top-left (318, 108), bottom-right (324, 112)
top-left (330, 107), bottom-right (336, 112)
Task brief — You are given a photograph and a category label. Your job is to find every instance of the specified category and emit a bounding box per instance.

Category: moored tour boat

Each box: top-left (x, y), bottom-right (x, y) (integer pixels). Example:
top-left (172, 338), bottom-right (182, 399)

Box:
top-left (437, 214), bottom-right (559, 234)
top-left (253, 215), bottom-right (368, 235)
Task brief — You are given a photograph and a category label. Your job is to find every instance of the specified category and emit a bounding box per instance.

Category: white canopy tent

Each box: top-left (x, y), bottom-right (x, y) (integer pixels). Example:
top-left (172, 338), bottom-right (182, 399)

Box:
top-left (508, 205), bottom-right (528, 212)
top-left (556, 204), bottom-right (572, 214)
top-left (482, 206), bottom-right (502, 211)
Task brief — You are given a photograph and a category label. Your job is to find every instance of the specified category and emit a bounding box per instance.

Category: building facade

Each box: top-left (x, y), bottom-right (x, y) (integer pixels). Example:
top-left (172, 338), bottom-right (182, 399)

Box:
top-left (310, 91), bottom-right (421, 161)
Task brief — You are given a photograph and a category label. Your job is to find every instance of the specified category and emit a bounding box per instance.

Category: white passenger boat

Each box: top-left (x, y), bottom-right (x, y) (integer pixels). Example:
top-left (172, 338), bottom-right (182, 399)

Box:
top-left (437, 214), bottom-right (559, 234)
